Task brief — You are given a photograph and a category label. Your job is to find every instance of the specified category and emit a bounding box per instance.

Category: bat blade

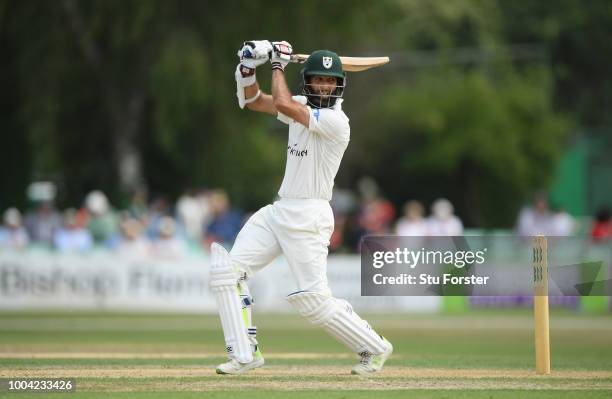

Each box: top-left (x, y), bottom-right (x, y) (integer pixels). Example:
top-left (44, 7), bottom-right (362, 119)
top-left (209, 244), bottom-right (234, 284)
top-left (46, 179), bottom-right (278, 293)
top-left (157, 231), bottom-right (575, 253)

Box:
top-left (290, 54), bottom-right (389, 72)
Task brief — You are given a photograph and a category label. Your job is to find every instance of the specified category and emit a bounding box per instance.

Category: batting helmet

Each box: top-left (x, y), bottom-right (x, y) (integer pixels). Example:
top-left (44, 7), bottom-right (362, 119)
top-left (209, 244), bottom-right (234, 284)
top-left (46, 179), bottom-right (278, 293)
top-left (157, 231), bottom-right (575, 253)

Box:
top-left (301, 50), bottom-right (346, 109)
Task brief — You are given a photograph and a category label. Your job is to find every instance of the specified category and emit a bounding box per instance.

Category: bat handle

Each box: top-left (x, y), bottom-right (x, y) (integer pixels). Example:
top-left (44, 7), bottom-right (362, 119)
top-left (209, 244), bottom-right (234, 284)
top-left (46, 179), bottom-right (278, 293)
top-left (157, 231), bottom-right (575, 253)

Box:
top-left (290, 54), bottom-right (308, 64)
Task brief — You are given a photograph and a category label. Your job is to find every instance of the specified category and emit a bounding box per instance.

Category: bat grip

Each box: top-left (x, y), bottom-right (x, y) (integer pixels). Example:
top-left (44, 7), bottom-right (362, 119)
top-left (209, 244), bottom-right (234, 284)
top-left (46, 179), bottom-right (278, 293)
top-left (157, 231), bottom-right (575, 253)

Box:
top-left (289, 54), bottom-right (307, 64)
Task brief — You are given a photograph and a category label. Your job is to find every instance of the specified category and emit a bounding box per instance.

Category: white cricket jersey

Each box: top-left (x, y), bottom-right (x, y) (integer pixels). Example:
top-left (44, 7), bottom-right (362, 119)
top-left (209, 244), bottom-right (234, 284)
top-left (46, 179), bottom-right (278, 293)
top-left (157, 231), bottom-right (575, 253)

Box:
top-left (276, 96), bottom-right (350, 201)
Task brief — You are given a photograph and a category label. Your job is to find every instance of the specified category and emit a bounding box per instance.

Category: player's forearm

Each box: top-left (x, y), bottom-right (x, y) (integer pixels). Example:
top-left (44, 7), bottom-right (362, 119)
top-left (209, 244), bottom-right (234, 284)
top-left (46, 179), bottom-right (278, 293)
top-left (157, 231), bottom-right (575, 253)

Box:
top-left (270, 69), bottom-right (309, 126)
top-left (271, 70), bottom-right (293, 109)
top-left (244, 81), bottom-right (260, 100)
top-left (243, 81), bottom-right (261, 110)
top-left (244, 81), bottom-right (276, 114)
top-left (269, 42), bottom-right (309, 126)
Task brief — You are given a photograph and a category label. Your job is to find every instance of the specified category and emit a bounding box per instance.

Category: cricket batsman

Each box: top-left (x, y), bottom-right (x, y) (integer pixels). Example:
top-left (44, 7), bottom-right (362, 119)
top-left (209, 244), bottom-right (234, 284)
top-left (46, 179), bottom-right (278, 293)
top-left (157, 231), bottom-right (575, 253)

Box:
top-left (209, 40), bottom-right (393, 375)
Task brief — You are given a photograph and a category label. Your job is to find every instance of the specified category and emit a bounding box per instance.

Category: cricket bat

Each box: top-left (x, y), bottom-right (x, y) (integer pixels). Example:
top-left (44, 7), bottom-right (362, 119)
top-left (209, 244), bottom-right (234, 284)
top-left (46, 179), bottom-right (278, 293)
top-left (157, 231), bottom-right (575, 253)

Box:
top-left (290, 54), bottom-right (390, 72)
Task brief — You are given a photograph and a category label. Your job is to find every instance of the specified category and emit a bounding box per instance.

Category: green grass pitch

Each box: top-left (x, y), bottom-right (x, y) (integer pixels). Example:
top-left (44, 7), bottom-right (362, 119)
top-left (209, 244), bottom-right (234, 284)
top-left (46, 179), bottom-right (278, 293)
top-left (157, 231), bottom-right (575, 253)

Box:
top-left (1, 310), bottom-right (611, 398)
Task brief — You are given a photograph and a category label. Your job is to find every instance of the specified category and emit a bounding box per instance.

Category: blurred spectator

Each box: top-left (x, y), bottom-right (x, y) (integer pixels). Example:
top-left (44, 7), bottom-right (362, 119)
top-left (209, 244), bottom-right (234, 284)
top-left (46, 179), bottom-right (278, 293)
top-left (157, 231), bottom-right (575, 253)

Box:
top-left (176, 189), bottom-right (211, 242)
top-left (205, 190), bottom-right (243, 247)
top-left (357, 176), bottom-right (380, 202)
top-left (24, 201), bottom-right (61, 246)
top-left (341, 209), bottom-right (366, 252)
top-left (85, 190), bottom-right (119, 245)
top-left (331, 188), bottom-right (358, 215)
top-left (53, 209), bottom-right (93, 253)
top-left (550, 207), bottom-right (576, 236)
top-left (329, 214), bottom-right (346, 252)
top-left (334, 179), bottom-right (396, 251)
top-left (359, 198), bottom-right (396, 235)
top-left (114, 217), bottom-right (150, 259)
top-left (146, 195), bottom-right (171, 240)
top-left (516, 192), bottom-right (553, 236)
top-left (396, 200), bottom-right (429, 236)
top-left (0, 208), bottom-right (29, 249)
top-left (591, 207), bottom-right (612, 242)
top-left (329, 188), bottom-right (359, 252)
top-left (127, 187), bottom-right (149, 221)
top-left (427, 198), bottom-right (464, 236)
top-left (151, 216), bottom-right (187, 259)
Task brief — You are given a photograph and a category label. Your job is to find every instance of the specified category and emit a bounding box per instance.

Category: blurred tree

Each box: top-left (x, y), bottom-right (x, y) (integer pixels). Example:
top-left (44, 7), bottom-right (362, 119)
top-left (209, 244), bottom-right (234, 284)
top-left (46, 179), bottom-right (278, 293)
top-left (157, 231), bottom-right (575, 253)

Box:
top-left (390, 0), bottom-right (501, 49)
top-left (362, 67), bottom-right (569, 227)
top-left (2, 0), bottom-right (384, 209)
top-left (1, 0), bottom-right (604, 228)
top-left (499, 0), bottom-right (612, 127)
top-left (0, 0), bottom-right (30, 209)
top-left (60, 0), bottom-right (172, 194)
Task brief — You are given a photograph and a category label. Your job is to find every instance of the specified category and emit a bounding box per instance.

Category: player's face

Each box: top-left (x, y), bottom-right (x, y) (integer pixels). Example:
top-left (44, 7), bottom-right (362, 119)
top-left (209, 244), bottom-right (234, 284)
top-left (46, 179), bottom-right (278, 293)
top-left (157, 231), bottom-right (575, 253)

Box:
top-left (309, 75), bottom-right (337, 98)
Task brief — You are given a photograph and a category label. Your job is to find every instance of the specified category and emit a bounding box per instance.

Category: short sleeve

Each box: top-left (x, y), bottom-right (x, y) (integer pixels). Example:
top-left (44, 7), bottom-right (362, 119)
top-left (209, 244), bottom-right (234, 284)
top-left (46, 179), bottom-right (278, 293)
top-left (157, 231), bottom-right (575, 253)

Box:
top-left (277, 95), bottom-right (308, 125)
top-left (308, 107), bottom-right (350, 143)
top-left (277, 112), bottom-right (293, 125)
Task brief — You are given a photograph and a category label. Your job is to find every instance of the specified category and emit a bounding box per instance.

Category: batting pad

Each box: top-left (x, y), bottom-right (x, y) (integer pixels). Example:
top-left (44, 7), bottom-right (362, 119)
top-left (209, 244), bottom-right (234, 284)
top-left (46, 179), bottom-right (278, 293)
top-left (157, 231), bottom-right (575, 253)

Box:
top-left (287, 291), bottom-right (389, 355)
top-left (209, 242), bottom-right (253, 363)
top-left (238, 279), bottom-right (259, 351)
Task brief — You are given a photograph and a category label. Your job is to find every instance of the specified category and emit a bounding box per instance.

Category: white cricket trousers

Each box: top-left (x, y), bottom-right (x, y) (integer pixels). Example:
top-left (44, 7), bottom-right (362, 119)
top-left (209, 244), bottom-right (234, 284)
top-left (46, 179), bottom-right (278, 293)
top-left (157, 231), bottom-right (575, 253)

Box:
top-left (230, 198), bottom-right (334, 295)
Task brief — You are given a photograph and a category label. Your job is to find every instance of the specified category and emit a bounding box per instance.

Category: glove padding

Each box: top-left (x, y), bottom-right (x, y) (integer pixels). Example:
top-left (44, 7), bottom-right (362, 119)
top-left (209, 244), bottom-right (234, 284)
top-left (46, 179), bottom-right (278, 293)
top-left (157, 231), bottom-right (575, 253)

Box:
top-left (238, 40), bottom-right (272, 69)
top-left (270, 41), bottom-right (293, 71)
top-left (235, 63), bottom-right (257, 109)
top-left (236, 40), bottom-right (270, 96)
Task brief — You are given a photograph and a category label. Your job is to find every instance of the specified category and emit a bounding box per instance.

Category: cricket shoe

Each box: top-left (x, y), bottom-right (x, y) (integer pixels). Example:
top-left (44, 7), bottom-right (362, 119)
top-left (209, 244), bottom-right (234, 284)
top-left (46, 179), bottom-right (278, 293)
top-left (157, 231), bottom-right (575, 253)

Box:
top-left (351, 337), bottom-right (393, 375)
top-left (216, 348), bottom-right (264, 375)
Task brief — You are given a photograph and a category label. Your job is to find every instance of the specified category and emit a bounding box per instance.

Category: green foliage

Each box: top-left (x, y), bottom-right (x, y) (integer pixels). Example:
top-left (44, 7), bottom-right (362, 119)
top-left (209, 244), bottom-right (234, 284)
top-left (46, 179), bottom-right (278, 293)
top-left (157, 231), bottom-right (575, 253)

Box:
top-left (211, 125), bottom-right (285, 209)
top-left (2, 0), bottom-right (608, 225)
top-left (365, 66), bottom-right (569, 226)
top-left (146, 29), bottom-right (285, 208)
top-left (392, 0), bottom-right (501, 49)
top-left (148, 32), bottom-right (211, 188)
top-left (499, 0), bottom-right (612, 126)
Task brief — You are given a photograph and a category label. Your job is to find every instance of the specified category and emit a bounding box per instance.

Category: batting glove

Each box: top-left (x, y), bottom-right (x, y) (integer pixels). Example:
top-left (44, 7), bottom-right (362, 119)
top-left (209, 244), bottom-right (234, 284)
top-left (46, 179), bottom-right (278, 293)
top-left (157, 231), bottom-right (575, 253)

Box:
top-left (237, 40), bottom-right (272, 69)
top-left (270, 41), bottom-right (292, 71)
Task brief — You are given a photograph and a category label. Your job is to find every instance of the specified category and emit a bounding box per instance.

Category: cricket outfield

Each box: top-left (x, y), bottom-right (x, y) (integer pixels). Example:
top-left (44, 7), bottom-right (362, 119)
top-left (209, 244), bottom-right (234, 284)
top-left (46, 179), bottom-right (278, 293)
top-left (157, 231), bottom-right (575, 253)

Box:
top-left (1, 311), bottom-right (611, 398)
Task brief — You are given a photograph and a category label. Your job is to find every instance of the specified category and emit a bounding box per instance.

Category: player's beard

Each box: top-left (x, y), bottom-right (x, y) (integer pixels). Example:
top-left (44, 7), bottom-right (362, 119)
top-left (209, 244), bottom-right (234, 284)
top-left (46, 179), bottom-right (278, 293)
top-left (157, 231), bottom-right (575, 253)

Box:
top-left (308, 93), bottom-right (332, 108)
top-left (301, 77), bottom-right (345, 109)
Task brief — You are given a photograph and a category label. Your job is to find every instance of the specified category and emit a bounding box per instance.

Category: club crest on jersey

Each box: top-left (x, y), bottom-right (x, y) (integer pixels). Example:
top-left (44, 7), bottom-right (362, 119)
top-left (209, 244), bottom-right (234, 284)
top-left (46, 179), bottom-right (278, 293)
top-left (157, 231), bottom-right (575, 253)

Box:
top-left (322, 56), bottom-right (333, 69)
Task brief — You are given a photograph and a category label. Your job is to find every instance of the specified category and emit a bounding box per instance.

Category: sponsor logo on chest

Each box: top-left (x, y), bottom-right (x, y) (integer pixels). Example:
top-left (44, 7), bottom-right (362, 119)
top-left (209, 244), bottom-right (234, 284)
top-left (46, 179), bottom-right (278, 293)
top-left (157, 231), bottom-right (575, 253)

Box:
top-left (287, 143), bottom-right (308, 157)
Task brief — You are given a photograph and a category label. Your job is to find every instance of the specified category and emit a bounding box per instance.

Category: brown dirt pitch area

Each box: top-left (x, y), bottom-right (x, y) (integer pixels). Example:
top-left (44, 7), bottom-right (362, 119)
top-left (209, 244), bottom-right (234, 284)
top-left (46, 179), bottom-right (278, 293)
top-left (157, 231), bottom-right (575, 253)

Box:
top-left (2, 352), bottom-right (612, 391)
